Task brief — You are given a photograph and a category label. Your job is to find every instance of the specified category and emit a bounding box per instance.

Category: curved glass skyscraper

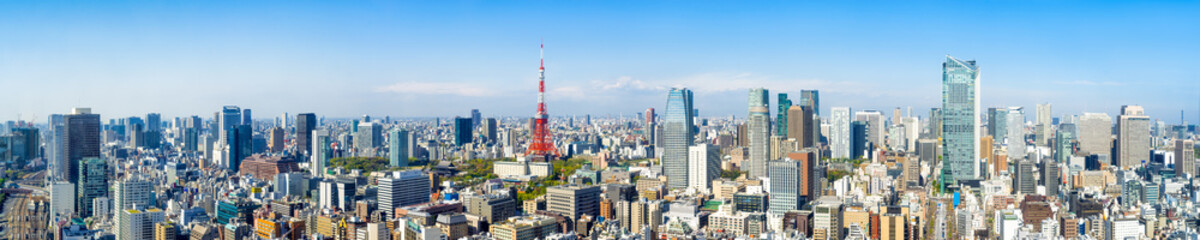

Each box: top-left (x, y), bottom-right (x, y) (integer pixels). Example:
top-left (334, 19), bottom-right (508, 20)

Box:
top-left (941, 56), bottom-right (981, 187)
top-left (664, 88), bottom-right (694, 189)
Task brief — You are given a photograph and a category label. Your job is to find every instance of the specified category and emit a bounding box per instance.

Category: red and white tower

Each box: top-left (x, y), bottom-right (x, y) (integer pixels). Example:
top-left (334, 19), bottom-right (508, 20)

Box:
top-left (526, 43), bottom-right (558, 161)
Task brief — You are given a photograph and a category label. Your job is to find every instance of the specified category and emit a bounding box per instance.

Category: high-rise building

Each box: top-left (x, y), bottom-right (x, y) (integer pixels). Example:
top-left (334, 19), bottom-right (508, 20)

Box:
top-left (777, 93), bottom-right (792, 137)
top-left (940, 56), bottom-right (981, 186)
top-left (1078, 113), bottom-right (1113, 157)
top-left (768, 159), bottom-right (801, 215)
top-left (296, 113), bottom-right (317, 155)
top-left (663, 88), bottom-right (695, 189)
top-left (748, 110), bottom-right (770, 179)
top-left (855, 110), bottom-right (885, 149)
top-left (225, 124), bottom-right (252, 172)
top-left (220, 106), bottom-right (242, 146)
top-left (748, 88), bottom-right (770, 179)
top-left (268, 127), bottom-right (284, 153)
top-left (378, 170), bottom-right (431, 216)
top-left (65, 108), bottom-right (101, 185)
top-left (1035, 104), bottom-right (1052, 146)
top-left (1116, 105), bottom-right (1150, 169)
top-left (644, 108), bottom-right (656, 144)
top-left (454, 117), bottom-right (473, 146)
top-left (929, 108), bottom-right (943, 139)
top-left (49, 181), bottom-right (75, 219)
top-left (1043, 160), bottom-right (1060, 197)
top-left (1014, 160), bottom-right (1035, 194)
top-left (389, 129), bottom-right (410, 168)
top-left (482, 118), bottom-right (498, 143)
top-left (831, 107), bottom-right (852, 159)
top-left (787, 106), bottom-right (816, 148)
top-left (800, 90), bottom-right (821, 144)
top-left (1007, 107), bottom-right (1027, 161)
top-left (77, 157), bottom-right (108, 218)
top-left (1176, 139), bottom-right (1195, 177)
top-left (687, 144), bottom-right (719, 193)
top-left (115, 177), bottom-right (153, 212)
top-left (988, 108), bottom-right (1010, 140)
top-left (851, 121), bottom-right (869, 160)
top-left (471, 109), bottom-right (482, 128)
top-left (355, 121), bottom-right (382, 154)
top-left (310, 130), bottom-right (332, 177)
top-left (546, 185), bottom-right (600, 221)
top-left (1055, 123), bottom-right (1077, 164)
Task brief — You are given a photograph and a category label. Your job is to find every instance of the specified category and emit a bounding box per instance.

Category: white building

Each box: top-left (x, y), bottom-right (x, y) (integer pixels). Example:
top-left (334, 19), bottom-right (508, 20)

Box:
top-left (379, 170), bottom-right (431, 216)
top-left (49, 181), bottom-right (75, 220)
top-left (687, 144), bottom-right (718, 193)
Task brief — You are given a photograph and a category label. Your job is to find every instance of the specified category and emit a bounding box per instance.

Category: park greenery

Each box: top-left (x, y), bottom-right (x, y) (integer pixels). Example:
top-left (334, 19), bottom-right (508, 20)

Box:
top-left (721, 170), bottom-right (743, 179)
top-left (450, 158), bottom-right (497, 186)
top-left (328, 157), bottom-right (402, 175)
top-left (514, 157), bottom-right (591, 201)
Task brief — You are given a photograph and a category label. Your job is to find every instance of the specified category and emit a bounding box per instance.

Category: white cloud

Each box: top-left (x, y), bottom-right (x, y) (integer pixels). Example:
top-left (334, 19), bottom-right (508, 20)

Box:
top-left (375, 82), bottom-right (498, 97)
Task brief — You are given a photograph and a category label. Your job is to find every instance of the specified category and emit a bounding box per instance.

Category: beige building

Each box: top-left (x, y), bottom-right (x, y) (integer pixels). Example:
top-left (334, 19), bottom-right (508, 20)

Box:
top-left (490, 215), bottom-right (558, 240)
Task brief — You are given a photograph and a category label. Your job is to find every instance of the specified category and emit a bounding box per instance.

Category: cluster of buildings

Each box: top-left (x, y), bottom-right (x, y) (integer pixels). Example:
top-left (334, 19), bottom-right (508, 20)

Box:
top-left (1, 55), bottom-right (1198, 240)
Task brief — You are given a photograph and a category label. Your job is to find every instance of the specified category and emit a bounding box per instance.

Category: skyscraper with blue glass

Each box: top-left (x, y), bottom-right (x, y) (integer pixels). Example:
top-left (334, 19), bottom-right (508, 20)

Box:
top-left (941, 56), bottom-right (981, 186)
top-left (747, 88), bottom-right (770, 179)
top-left (664, 88), bottom-right (694, 189)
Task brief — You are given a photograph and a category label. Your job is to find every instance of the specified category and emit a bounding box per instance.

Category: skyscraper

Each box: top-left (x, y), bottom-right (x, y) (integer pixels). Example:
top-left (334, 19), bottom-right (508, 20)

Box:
top-left (1035, 103), bottom-right (1052, 146)
top-left (1055, 123), bottom-right (1077, 164)
top-left (220, 106), bottom-right (242, 146)
top-left (776, 93), bottom-right (791, 137)
top-left (296, 113), bottom-right (317, 155)
top-left (687, 144), bottom-right (719, 193)
top-left (471, 109), bottom-right (482, 128)
top-left (830, 107), bottom-right (851, 159)
top-left (800, 90), bottom-right (820, 144)
top-left (851, 121), bottom-right (869, 160)
top-left (855, 110), bottom-right (885, 149)
top-left (482, 118), bottom-right (498, 143)
top-left (941, 56), bottom-right (981, 186)
top-left (1176, 139), bottom-right (1195, 177)
top-left (389, 129), bottom-right (410, 168)
top-left (768, 159), bottom-right (802, 214)
top-left (1078, 113), bottom-right (1113, 157)
top-left (988, 108), bottom-right (1009, 141)
top-left (311, 129), bottom-right (332, 177)
top-left (77, 157), bottom-right (108, 218)
top-left (747, 88), bottom-right (770, 179)
top-left (355, 121), bottom-right (382, 153)
top-left (454, 117), bottom-right (474, 146)
top-left (1007, 107), bottom-right (1026, 161)
top-left (65, 108), bottom-right (101, 185)
top-left (663, 88), bottom-right (695, 189)
top-left (787, 106), bottom-right (815, 148)
top-left (1116, 105), bottom-right (1150, 169)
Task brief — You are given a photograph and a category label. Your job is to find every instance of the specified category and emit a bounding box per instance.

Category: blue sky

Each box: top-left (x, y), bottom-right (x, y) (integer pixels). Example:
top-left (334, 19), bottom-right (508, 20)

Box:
top-left (2, 1), bottom-right (1199, 123)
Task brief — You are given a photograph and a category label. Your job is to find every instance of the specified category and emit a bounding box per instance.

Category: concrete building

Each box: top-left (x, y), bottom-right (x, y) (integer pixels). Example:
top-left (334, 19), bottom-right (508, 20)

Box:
top-left (1116, 105), bottom-right (1150, 169)
top-left (546, 185), bottom-right (601, 221)
top-left (378, 170), bottom-right (431, 216)
top-left (118, 208), bottom-right (166, 240)
top-left (830, 107), bottom-right (852, 159)
top-left (687, 144), bottom-right (719, 193)
top-left (490, 215), bottom-right (558, 240)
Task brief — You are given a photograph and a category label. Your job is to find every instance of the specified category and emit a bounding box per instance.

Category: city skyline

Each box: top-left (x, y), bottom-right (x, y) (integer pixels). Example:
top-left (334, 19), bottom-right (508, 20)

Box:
top-left (3, 1), bottom-right (1200, 123)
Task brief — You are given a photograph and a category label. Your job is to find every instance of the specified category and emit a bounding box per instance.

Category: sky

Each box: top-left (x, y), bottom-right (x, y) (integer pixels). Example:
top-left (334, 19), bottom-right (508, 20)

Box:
top-left (2, 1), bottom-right (1199, 124)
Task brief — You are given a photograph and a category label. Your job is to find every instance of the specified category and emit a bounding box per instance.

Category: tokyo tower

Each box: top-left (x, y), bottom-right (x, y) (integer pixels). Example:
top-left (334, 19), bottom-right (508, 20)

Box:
top-left (526, 43), bottom-right (558, 162)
